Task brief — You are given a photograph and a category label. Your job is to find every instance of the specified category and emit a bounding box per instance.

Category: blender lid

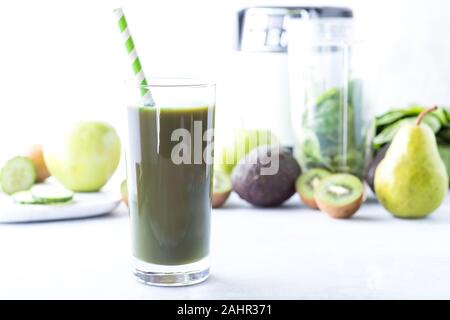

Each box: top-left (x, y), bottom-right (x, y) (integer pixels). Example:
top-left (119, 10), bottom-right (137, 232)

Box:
top-left (237, 6), bottom-right (353, 52)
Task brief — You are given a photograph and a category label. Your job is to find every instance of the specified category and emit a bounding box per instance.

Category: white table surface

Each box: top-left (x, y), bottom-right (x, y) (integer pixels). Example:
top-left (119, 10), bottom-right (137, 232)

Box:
top-left (1, 192), bottom-right (450, 300)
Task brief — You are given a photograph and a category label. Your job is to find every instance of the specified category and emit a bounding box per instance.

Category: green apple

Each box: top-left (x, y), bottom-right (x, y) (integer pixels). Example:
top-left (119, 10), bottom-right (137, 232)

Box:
top-left (215, 129), bottom-right (279, 174)
top-left (44, 121), bottom-right (121, 192)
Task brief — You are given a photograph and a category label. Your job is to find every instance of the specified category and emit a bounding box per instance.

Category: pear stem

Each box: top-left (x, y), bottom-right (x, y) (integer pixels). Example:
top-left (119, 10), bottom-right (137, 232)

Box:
top-left (416, 106), bottom-right (438, 126)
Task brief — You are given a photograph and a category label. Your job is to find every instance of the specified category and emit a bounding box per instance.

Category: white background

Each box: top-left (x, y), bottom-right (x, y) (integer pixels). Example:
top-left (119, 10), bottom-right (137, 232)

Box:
top-left (0, 0), bottom-right (449, 299)
top-left (1, 0), bottom-right (450, 179)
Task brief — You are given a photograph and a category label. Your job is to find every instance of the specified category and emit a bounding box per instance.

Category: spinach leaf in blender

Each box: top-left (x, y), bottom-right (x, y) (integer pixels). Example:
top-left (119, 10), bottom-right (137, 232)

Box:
top-left (298, 83), bottom-right (366, 177)
top-left (294, 128), bottom-right (331, 170)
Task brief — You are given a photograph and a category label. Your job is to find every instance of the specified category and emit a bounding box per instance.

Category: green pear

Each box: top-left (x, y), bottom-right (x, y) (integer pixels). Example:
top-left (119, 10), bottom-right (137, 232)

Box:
top-left (375, 106), bottom-right (448, 219)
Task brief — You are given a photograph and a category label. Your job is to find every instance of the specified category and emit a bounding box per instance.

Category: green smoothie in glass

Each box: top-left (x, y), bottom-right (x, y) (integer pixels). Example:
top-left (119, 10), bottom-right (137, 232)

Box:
top-left (125, 79), bottom-right (215, 286)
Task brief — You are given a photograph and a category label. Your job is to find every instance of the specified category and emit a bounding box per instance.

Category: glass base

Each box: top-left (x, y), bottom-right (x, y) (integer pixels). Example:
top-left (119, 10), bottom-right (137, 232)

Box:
top-left (133, 257), bottom-right (210, 287)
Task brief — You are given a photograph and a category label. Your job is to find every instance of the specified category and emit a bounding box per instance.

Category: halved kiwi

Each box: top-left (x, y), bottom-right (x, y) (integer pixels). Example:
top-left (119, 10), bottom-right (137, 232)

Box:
top-left (212, 171), bottom-right (232, 208)
top-left (295, 168), bottom-right (331, 209)
top-left (314, 173), bottom-right (364, 219)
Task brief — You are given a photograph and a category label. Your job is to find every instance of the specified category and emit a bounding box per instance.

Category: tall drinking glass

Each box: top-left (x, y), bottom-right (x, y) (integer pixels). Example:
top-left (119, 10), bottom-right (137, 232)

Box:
top-left (125, 78), bottom-right (215, 286)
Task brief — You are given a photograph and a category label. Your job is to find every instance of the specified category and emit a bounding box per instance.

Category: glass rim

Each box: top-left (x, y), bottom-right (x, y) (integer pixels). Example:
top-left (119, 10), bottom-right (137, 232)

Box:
top-left (126, 77), bottom-right (216, 88)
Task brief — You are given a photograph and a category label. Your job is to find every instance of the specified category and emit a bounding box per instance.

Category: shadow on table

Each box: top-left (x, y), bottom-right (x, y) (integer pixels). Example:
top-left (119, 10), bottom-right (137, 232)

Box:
top-left (216, 202), bottom-right (303, 212)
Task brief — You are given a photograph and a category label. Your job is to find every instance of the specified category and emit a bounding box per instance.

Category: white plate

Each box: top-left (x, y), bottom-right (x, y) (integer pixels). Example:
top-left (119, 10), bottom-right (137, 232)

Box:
top-left (0, 191), bottom-right (122, 223)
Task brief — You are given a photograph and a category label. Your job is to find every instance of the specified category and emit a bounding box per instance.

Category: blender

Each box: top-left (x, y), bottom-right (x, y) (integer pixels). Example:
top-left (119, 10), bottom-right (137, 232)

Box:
top-left (286, 10), bottom-right (373, 178)
top-left (236, 6), bottom-right (354, 148)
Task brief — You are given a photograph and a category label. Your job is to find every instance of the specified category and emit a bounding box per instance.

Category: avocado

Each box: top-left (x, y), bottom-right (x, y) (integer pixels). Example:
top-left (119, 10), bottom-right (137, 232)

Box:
top-left (232, 146), bottom-right (301, 207)
top-left (365, 144), bottom-right (390, 193)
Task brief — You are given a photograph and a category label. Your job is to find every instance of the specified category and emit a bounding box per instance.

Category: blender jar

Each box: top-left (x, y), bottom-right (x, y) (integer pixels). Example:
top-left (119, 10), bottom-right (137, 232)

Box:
top-left (287, 14), bottom-right (373, 178)
top-left (234, 7), bottom-right (354, 148)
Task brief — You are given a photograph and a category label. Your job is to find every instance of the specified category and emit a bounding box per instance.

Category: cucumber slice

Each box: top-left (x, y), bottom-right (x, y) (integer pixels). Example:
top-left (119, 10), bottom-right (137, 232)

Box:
top-left (31, 185), bottom-right (74, 203)
top-left (13, 191), bottom-right (47, 205)
top-left (1, 157), bottom-right (36, 195)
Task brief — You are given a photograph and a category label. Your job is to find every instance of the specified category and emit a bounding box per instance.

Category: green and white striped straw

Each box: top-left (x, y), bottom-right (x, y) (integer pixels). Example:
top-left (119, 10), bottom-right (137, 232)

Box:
top-left (114, 8), bottom-right (155, 106)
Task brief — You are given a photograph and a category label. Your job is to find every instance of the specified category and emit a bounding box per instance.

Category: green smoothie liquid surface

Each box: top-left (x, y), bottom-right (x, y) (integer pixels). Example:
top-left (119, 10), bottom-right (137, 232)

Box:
top-left (127, 105), bottom-right (214, 266)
